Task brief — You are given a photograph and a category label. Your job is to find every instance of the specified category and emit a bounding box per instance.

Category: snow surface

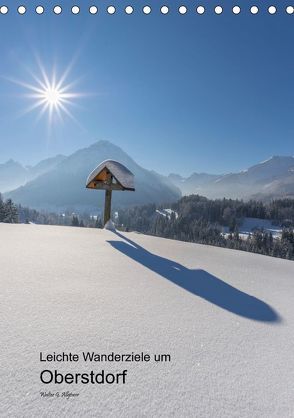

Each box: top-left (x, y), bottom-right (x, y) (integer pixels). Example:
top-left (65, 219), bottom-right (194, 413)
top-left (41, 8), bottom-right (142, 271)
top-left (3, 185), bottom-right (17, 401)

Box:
top-left (221, 217), bottom-right (284, 240)
top-left (0, 224), bottom-right (293, 418)
top-left (156, 208), bottom-right (179, 219)
top-left (239, 217), bottom-right (282, 237)
top-left (104, 220), bottom-right (116, 231)
top-left (86, 159), bottom-right (135, 190)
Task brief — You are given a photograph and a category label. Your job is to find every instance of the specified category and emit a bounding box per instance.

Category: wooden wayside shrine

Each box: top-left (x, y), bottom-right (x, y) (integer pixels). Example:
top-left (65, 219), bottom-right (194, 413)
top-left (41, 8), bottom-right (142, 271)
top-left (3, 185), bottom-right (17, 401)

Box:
top-left (86, 160), bottom-right (135, 226)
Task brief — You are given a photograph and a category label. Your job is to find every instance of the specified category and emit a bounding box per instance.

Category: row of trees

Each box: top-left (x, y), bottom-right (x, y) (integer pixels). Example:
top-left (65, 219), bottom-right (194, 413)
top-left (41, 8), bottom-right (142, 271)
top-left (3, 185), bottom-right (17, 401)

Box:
top-left (71, 215), bottom-right (103, 228)
top-left (0, 193), bottom-right (103, 229)
top-left (116, 196), bottom-right (294, 260)
top-left (171, 195), bottom-right (294, 228)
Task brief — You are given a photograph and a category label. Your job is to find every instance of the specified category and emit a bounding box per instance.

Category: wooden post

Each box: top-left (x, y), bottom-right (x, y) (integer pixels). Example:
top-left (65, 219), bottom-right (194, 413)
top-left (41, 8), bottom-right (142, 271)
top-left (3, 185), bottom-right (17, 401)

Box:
top-left (103, 171), bottom-right (112, 226)
top-left (104, 189), bottom-right (112, 226)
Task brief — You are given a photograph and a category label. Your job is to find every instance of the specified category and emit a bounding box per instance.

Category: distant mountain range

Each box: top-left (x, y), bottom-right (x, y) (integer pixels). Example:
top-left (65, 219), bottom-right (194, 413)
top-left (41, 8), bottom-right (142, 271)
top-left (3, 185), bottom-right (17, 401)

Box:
top-left (169, 156), bottom-right (294, 201)
top-left (1, 142), bottom-right (294, 212)
top-left (3, 141), bottom-right (180, 211)
top-left (0, 155), bottom-right (66, 193)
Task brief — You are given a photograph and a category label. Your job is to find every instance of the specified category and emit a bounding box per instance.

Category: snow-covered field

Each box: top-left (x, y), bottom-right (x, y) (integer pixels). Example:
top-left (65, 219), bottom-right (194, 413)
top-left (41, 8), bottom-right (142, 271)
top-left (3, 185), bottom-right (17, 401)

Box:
top-left (156, 208), bottom-right (178, 219)
top-left (221, 217), bottom-right (284, 240)
top-left (0, 224), bottom-right (293, 418)
top-left (239, 217), bottom-right (282, 237)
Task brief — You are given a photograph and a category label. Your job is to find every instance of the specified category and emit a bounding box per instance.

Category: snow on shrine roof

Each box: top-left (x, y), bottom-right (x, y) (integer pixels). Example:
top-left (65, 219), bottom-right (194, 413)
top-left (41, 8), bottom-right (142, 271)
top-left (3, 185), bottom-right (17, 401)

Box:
top-left (86, 159), bottom-right (135, 190)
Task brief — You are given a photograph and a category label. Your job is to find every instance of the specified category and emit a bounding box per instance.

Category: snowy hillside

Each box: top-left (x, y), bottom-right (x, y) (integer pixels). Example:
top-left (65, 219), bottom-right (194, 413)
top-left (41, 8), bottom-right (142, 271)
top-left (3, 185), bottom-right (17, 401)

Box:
top-left (0, 224), bottom-right (293, 417)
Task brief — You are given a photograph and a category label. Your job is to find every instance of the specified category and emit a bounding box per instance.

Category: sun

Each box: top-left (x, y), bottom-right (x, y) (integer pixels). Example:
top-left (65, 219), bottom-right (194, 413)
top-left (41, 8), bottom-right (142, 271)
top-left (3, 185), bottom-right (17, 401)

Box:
top-left (27, 70), bottom-right (81, 123)
top-left (6, 58), bottom-right (85, 125)
top-left (43, 86), bottom-right (62, 106)
top-left (34, 80), bottom-right (74, 116)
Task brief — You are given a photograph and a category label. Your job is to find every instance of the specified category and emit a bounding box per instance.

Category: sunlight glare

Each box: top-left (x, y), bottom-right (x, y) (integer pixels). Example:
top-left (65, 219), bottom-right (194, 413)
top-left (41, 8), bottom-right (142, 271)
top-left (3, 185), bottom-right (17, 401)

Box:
top-left (43, 86), bottom-right (62, 106)
top-left (6, 58), bottom-right (86, 127)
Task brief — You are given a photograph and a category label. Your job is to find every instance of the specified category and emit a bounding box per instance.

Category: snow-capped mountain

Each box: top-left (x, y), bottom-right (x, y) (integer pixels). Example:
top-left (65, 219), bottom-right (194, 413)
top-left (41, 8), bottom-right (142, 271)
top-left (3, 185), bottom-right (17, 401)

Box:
top-left (169, 156), bottom-right (294, 200)
top-left (4, 141), bottom-right (181, 211)
top-left (2, 149), bottom-right (294, 208)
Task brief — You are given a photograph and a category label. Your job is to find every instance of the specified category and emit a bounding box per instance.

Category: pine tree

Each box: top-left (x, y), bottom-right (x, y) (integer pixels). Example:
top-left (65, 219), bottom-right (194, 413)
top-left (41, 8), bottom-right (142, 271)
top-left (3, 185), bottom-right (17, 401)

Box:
top-left (95, 218), bottom-right (103, 228)
top-left (1, 199), bottom-right (18, 223)
top-left (71, 215), bottom-right (79, 227)
top-left (0, 193), bottom-right (4, 222)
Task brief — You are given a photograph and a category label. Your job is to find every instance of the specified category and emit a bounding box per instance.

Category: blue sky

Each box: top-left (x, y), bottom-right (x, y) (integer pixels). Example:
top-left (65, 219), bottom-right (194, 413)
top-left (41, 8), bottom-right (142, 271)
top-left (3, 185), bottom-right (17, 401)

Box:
top-left (0, 1), bottom-right (294, 176)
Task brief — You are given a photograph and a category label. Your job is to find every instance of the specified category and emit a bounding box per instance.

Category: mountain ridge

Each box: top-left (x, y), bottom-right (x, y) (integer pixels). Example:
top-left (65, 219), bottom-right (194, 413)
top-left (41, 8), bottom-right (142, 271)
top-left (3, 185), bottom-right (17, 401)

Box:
top-left (168, 155), bottom-right (294, 200)
top-left (0, 154), bottom-right (66, 193)
top-left (2, 145), bottom-right (294, 207)
top-left (4, 140), bottom-right (181, 211)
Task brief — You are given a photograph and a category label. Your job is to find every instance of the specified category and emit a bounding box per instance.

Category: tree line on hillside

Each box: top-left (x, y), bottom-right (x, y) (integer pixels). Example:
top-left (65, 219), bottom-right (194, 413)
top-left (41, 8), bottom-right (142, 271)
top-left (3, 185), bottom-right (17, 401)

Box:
top-left (0, 193), bottom-right (103, 228)
top-left (17, 206), bottom-right (103, 228)
top-left (171, 195), bottom-right (294, 228)
top-left (1, 193), bottom-right (294, 260)
top-left (117, 195), bottom-right (294, 260)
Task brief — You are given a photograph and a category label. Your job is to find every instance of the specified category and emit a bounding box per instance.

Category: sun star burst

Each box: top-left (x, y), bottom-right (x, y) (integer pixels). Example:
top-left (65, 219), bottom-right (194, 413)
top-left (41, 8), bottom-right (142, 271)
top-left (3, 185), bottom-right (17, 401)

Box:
top-left (7, 59), bottom-right (85, 126)
top-left (43, 87), bottom-right (62, 106)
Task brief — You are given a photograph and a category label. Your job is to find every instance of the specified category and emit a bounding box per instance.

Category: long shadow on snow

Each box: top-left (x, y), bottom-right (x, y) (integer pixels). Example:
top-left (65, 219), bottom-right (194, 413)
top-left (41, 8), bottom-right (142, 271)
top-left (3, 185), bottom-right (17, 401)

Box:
top-left (107, 232), bottom-right (281, 323)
